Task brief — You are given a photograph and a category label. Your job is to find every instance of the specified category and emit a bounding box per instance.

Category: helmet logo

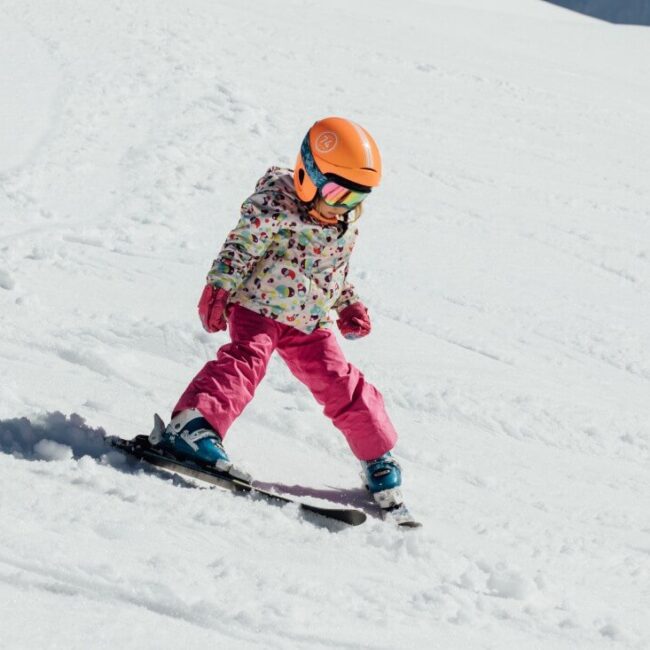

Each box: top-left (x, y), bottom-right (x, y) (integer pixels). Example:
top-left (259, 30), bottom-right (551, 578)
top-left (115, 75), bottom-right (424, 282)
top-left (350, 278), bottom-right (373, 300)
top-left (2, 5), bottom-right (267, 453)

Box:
top-left (315, 131), bottom-right (338, 154)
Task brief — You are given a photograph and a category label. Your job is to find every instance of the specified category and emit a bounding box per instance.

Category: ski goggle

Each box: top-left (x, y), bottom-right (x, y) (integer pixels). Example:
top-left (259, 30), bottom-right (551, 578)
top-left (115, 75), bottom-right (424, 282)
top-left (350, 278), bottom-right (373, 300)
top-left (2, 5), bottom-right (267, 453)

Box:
top-left (319, 181), bottom-right (369, 209)
top-left (300, 135), bottom-right (370, 209)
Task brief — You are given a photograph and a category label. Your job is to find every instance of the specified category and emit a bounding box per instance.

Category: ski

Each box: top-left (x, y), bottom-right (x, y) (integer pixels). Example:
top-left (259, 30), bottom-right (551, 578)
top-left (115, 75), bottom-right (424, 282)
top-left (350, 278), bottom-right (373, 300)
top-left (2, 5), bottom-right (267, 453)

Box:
top-left (380, 502), bottom-right (422, 528)
top-left (109, 434), bottom-right (367, 527)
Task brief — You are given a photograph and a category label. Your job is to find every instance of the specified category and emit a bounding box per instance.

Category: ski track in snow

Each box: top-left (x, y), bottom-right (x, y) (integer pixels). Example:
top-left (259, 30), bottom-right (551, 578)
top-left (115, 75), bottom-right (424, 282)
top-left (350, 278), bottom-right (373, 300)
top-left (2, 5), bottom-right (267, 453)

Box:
top-left (1, 0), bottom-right (650, 647)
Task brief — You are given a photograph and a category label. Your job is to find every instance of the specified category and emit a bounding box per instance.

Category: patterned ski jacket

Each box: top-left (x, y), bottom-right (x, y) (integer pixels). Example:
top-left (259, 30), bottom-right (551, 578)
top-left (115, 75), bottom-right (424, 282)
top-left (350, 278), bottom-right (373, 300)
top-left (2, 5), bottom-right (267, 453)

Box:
top-left (207, 167), bottom-right (360, 334)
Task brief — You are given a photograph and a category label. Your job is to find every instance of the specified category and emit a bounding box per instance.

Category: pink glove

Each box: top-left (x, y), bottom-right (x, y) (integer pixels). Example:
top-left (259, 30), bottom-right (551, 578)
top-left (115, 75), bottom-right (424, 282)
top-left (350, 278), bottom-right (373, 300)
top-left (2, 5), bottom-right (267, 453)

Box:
top-left (198, 285), bottom-right (230, 332)
top-left (337, 302), bottom-right (371, 340)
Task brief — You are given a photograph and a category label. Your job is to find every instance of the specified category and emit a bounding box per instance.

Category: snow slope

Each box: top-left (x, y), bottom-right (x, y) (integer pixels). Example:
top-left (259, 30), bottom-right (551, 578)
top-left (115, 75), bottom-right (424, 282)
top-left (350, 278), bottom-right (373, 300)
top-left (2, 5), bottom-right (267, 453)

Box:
top-left (1, 0), bottom-right (649, 647)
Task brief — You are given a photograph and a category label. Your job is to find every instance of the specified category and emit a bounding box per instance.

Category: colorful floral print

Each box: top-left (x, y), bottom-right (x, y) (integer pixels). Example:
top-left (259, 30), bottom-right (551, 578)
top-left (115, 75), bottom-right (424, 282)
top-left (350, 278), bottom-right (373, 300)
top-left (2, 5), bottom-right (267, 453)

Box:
top-left (207, 167), bottom-right (360, 333)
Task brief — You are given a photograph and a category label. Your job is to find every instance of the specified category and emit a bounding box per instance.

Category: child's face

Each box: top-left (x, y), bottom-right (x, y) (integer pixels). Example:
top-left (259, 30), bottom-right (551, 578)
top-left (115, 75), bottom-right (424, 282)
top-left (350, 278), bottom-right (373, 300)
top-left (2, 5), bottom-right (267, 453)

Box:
top-left (313, 198), bottom-right (350, 222)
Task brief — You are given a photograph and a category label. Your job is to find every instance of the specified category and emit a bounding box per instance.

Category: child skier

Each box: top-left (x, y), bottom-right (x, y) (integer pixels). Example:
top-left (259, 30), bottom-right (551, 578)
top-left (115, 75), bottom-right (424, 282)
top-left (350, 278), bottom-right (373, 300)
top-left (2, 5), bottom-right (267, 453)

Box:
top-left (153, 117), bottom-right (404, 511)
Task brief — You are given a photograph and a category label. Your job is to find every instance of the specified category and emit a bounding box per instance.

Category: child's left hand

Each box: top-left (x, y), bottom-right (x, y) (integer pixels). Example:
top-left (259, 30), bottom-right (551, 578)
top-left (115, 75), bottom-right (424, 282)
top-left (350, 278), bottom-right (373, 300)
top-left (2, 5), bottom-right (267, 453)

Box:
top-left (198, 284), bottom-right (230, 332)
top-left (337, 302), bottom-right (371, 340)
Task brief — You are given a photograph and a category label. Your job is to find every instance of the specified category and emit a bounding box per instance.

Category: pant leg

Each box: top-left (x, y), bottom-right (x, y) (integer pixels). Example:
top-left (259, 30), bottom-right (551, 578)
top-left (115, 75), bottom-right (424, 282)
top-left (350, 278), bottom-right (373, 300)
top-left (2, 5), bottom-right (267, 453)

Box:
top-left (173, 305), bottom-right (280, 437)
top-left (276, 326), bottom-right (398, 461)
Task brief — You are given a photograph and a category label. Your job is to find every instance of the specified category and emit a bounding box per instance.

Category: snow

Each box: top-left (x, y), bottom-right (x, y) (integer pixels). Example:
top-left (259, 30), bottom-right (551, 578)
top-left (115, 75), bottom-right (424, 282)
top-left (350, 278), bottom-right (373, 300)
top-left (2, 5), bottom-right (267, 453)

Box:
top-left (1, 0), bottom-right (649, 648)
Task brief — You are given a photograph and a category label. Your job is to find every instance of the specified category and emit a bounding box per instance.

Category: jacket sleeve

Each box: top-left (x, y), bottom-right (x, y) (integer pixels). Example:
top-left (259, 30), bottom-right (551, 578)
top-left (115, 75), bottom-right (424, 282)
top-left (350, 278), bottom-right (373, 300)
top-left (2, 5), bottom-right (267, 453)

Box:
top-left (206, 192), bottom-right (283, 293)
top-left (333, 266), bottom-right (361, 313)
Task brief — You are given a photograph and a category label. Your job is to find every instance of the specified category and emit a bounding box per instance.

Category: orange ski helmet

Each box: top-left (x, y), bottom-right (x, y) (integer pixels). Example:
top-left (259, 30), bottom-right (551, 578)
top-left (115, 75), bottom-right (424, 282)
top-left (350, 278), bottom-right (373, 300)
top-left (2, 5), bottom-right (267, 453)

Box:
top-left (294, 117), bottom-right (382, 203)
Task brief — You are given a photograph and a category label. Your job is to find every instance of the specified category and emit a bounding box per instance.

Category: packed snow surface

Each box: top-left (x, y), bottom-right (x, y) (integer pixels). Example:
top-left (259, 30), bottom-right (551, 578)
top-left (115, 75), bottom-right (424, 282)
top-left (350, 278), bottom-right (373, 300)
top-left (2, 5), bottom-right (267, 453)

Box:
top-left (1, 0), bottom-right (649, 648)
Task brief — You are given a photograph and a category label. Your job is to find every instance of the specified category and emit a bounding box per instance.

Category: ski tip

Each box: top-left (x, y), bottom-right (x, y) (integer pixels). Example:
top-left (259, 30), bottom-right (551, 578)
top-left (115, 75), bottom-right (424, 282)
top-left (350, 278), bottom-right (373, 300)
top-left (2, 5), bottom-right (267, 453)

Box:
top-left (398, 520), bottom-right (423, 529)
top-left (345, 510), bottom-right (368, 526)
top-left (283, 499), bottom-right (367, 526)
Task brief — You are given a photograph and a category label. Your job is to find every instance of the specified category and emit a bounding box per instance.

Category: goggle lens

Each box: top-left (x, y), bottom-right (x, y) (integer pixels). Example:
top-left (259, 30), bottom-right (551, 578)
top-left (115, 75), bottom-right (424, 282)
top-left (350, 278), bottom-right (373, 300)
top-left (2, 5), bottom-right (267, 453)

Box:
top-left (320, 181), bottom-right (369, 209)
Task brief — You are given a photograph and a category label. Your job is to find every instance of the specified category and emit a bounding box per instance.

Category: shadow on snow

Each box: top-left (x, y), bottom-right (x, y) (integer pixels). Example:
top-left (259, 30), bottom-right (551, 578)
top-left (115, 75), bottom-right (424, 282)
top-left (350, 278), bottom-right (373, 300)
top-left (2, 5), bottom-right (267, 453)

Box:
top-left (0, 412), bottom-right (374, 521)
top-left (542, 0), bottom-right (650, 25)
top-left (0, 411), bottom-right (196, 488)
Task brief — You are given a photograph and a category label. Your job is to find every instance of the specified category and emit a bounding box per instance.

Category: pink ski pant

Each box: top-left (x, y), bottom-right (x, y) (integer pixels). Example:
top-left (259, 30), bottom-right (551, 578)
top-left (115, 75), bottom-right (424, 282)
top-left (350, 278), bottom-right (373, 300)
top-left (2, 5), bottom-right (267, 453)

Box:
top-left (174, 305), bottom-right (397, 461)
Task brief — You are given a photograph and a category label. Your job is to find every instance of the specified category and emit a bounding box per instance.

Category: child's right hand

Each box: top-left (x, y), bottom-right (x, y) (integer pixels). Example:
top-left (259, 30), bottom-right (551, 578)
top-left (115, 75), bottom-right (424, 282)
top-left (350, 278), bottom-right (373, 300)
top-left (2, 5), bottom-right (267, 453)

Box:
top-left (337, 302), bottom-right (372, 340)
top-left (198, 285), bottom-right (230, 332)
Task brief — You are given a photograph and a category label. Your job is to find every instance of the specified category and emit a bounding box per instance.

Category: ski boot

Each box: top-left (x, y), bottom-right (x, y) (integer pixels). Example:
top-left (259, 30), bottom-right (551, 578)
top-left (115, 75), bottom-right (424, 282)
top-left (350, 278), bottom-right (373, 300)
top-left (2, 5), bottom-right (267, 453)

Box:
top-left (361, 453), bottom-right (421, 527)
top-left (361, 452), bottom-right (403, 509)
top-left (149, 409), bottom-right (250, 481)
